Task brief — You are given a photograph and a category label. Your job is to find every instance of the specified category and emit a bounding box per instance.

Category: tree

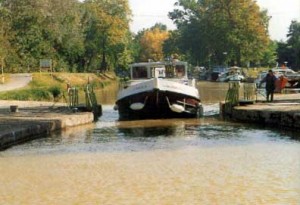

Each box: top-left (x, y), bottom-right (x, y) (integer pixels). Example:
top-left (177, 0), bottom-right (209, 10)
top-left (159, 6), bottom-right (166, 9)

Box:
top-left (138, 26), bottom-right (170, 61)
top-left (169, 0), bottom-right (271, 67)
top-left (260, 40), bottom-right (277, 67)
top-left (286, 21), bottom-right (300, 70)
top-left (162, 30), bottom-right (182, 59)
top-left (1, 0), bottom-right (84, 72)
top-left (0, 0), bottom-right (132, 73)
top-left (2, 0), bottom-right (46, 71)
top-left (276, 41), bottom-right (292, 67)
top-left (45, 0), bottom-right (85, 72)
top-left (83, 0), bottom-right (131, 72)
top-left (0, 3), bottom-right (11, 71)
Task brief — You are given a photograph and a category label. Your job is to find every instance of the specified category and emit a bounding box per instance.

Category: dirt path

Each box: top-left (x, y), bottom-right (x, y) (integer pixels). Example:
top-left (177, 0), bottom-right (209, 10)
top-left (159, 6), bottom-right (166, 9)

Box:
top-left (0, 73), bottom-right (32, 92)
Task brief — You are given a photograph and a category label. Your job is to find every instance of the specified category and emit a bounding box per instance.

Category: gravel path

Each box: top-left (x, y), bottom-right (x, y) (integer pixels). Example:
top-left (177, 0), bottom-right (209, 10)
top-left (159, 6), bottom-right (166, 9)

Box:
top-left (0, 73), bottom-right (32, 92)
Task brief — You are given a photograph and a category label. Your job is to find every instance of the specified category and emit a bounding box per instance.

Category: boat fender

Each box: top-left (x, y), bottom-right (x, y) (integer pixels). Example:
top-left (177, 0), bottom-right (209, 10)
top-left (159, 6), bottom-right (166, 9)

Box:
top-left (170, 104), bottom-right (185, 113)
top-left (130, 102), bottom-right (145, 110)
top-left (113, 105), bottom-right (118, 110)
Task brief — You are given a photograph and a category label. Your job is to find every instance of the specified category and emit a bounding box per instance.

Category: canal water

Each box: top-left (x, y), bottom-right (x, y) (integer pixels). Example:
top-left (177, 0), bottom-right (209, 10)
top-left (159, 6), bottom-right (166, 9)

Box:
top-left (0, 82), bottom-right (299, 204)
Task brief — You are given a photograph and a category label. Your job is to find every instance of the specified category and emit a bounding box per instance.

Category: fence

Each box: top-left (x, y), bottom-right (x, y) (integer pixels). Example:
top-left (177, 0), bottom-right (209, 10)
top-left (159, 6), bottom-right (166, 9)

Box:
top-left (224, 82), bottom-right (256, 115)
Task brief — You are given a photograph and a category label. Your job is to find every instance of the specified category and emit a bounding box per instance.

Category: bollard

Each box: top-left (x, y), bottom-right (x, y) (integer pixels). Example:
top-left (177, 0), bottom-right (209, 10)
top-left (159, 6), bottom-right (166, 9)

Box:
top-left (10, 105), bottom-right (19, 113)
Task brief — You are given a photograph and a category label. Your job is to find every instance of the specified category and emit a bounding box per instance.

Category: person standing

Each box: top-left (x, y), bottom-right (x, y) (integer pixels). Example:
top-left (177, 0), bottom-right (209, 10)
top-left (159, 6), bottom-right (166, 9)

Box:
top-left (259, 70), bottom-right (277, 102)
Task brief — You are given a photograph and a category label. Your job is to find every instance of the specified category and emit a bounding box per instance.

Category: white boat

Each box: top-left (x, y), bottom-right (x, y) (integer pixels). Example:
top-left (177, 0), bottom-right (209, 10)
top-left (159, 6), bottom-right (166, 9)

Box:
top-left (254, 67), bottom-right (300, 88)
top-left (210, 66), bottom-right (228, 81)
top-left (114, 60), bottom-right (203, 120)
top-left (217, 66), bottom-right (245, 82)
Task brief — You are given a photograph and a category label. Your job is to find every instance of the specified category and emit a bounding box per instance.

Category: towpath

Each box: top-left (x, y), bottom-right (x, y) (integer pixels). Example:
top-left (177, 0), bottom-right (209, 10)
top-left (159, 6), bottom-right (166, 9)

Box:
top-left (0, 73), bottom-right (32, 92)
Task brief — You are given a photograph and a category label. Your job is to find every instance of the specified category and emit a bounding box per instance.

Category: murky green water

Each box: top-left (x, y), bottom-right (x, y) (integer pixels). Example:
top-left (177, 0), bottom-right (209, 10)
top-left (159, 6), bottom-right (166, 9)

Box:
top-left (0, 82), bottom-right (299, 204)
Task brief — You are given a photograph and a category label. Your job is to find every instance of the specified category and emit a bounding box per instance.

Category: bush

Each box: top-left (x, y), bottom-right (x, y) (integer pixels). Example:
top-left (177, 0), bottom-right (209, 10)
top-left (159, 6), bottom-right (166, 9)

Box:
top-left (0, 88), bottom-right (51, 101)
top-left (48, 86), bottom-right (62, 99)
top-left (30, 88), bottom-right (51, 101)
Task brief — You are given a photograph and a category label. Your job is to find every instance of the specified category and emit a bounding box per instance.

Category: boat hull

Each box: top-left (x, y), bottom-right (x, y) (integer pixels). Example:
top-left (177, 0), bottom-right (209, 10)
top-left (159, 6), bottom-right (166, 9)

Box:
top-left (116, 90), bottom-right (201, 120)
top-left (115, 78), bottom-right (202, 120)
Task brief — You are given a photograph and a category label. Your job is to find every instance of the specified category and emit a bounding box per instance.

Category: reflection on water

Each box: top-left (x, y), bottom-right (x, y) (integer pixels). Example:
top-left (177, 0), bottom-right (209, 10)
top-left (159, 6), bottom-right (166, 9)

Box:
top-left (0, 84), bottom-right (300, 204)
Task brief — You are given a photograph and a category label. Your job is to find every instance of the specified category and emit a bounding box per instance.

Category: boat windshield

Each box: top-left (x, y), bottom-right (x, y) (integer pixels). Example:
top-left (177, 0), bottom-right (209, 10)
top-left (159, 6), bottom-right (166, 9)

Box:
top-left (175, 65), bottom-right (185, 78)
top-left (132, 66), bottom-right (148, 79)
top-left (165, 65), bottom-right (186, 78)
top-left (151, 66), bottom-right (166, 78)
top-left (130, 61), bottom-right (188, 80)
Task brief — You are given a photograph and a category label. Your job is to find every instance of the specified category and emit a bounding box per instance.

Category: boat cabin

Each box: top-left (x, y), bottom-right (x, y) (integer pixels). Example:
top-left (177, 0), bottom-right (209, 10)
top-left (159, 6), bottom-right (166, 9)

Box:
top-left (130, 61), bottom-right (188, 80)
top-left (216, 66), bottom-right (245, 82)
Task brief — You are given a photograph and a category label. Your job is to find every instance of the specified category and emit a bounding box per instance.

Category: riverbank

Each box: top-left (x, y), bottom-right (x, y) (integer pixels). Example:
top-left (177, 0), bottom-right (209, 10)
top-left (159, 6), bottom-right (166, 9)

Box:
top-left (0, 72), bottom-right (117, 102)
top-left (0, 100), bottom-right (94, 150)
top-left (222, 93), bottom-right (300, 130)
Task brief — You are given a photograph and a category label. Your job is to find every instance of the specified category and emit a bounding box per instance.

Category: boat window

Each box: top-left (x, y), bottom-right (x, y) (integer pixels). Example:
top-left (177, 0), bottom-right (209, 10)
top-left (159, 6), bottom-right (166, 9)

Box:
top-left (151, 66), bottom-right (166, 78)
top-left (132, 66), bottom-right (148, 79)
top-left (165, 65), bottom-right (174, 78)
top-left (175, 65), bottom-right (185, 78)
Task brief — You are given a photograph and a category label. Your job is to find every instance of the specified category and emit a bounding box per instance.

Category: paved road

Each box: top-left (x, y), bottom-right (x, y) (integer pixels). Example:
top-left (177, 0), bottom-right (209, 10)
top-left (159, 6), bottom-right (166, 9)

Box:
top-left (0, 74), bottom-right (32, 92)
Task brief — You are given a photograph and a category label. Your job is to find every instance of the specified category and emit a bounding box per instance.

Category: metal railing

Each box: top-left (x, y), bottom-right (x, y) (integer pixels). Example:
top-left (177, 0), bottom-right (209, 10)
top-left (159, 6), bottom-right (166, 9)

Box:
top-left (225, 81), bottom-right (240, 114)
top-left (68, 87), bottom-right (79, 107)
top-left (224, 82), bottom-right (257, 114)
top-left (85, 84), bottom-right (98, 111)
top-left (242, 83), bottom-right (256, 101)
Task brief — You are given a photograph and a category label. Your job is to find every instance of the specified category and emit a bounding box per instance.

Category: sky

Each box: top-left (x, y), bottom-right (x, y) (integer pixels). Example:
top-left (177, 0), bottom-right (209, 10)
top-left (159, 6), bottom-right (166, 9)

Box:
top-left (129, 0), bottom-right (300, 41)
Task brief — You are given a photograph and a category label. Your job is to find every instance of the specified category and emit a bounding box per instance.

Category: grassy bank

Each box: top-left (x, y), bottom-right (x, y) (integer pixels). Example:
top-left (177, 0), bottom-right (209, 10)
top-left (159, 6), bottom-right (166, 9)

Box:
top-left (0, 72), bottom-right (117, 102)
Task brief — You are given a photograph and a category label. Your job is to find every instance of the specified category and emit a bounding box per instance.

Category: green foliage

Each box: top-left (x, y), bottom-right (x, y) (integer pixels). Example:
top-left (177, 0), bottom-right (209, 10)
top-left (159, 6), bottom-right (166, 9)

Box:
top-left (31, 88), bottom-right (52, 100)
top-left (0, 88), bottom-right (51, 101)
top-left (286, 21), bottom-right (300, 69)
top-left (276, 41), bottom-right (293, 68)
top-left (48, 86), bottom-right (62, 99)
top-left (169, 0), bottom-right (271, 67)
top-left (0, 5), bottom-right (11, 64)
top-left (0, 0), bottom-right (132, 73)
top-left (163, 30), bottom-right (183, 60)
top-left (137, 26), bottom-right (170, 61)
top-left (83, 0), bottom-right (132, 72)
top-left (0, 0), bottom-right (281, 72)
top-left (260, 40), bottom-right (277, 67)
